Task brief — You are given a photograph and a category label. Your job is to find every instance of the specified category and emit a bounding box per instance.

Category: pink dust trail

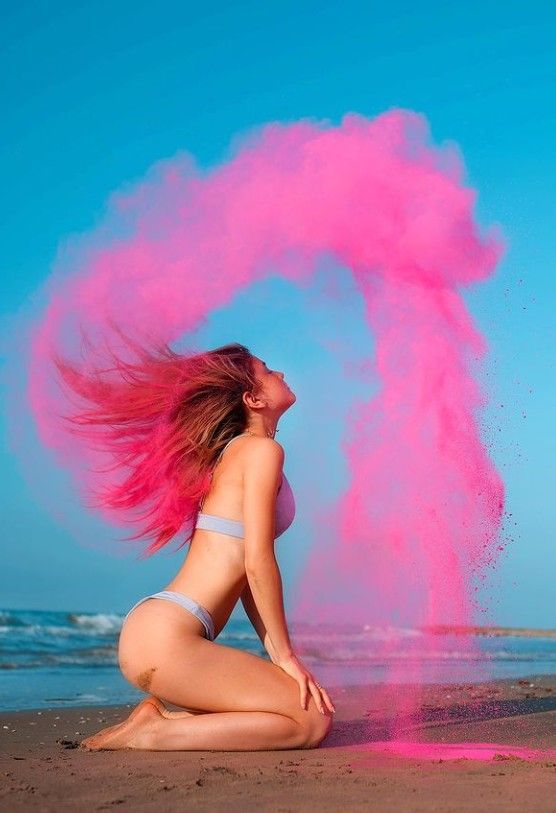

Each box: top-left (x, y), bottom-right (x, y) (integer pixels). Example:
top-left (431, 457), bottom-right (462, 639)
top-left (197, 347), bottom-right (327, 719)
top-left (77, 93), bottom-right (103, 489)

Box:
top-left (352, 741), bottom-right (556, 763)
top-left (23, 110), bottom-right (507, 748)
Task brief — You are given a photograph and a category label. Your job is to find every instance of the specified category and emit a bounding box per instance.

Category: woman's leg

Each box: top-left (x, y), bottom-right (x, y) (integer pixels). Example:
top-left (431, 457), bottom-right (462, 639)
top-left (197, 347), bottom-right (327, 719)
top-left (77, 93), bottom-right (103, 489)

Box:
top-left (82, 701), bottom-right (307, 751)
top-left (86, 620), bottom-right (333, 751)
top-left (148, 709), bottom-right (305, 751)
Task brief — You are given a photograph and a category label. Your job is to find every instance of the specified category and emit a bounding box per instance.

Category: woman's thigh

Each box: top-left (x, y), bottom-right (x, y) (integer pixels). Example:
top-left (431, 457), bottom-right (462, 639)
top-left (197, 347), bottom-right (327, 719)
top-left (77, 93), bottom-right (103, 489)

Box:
top-left (118, 601), bottom-right (332, 745)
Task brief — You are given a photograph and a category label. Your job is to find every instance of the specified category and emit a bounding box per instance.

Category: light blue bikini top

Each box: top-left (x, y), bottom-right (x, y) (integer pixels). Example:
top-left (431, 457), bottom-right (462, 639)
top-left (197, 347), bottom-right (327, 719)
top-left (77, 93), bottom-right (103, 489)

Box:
top-left (195, 433), bottom-right (296, 539)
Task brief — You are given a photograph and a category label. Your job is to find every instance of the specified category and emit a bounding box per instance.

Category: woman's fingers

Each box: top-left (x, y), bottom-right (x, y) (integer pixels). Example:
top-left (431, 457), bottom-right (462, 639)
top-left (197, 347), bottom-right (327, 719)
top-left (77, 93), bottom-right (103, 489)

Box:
top-left (299, 677), bottom-right (308, 710)
top-left (308, 680), bottom-right (325, 714)
top-left (319, 686), bottom-right (336, 714)
top-left (300, 672), bottom-right (337, 714)
top-left (309, 678), bottom-right (336, 714)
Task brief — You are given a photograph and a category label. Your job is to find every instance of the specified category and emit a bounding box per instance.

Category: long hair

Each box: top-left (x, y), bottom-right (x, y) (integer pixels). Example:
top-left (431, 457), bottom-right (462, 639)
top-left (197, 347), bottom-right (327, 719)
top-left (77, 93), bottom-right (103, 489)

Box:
top-left (52, 329), bottom-right (261, 558)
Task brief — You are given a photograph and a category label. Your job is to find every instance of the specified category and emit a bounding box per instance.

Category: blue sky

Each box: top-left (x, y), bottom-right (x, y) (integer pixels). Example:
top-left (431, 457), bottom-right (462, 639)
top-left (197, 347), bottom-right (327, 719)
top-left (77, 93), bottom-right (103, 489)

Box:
top-left (1, 1), bottom-right (554, 628)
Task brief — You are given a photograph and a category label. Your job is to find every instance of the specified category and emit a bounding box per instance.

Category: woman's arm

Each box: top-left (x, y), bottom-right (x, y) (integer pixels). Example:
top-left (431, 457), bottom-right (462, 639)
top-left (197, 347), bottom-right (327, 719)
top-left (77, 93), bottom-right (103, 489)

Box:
top-left (242, 438), bottom-right (294, 663)
top-left (240, 581), bottom-right (279, 663)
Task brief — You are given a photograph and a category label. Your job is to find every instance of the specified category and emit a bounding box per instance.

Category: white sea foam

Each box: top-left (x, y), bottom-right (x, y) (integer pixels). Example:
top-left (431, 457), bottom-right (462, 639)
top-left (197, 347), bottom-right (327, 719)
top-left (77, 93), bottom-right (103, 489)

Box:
top-left (68, 613), bottom-right (123, 634)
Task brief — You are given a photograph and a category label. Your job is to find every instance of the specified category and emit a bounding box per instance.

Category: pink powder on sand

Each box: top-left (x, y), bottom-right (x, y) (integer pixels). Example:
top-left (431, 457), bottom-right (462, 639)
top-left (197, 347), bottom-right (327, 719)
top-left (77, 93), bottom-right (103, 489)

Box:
top-left (352, 740), bottom-right (556, 763)
top-left (20, 110), bottom-right (511, 742)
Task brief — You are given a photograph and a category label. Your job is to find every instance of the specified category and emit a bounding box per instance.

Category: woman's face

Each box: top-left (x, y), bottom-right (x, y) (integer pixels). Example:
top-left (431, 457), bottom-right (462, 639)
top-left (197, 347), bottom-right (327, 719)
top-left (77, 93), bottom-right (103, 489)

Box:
top-left (251, 356), bottom-right (296, 410)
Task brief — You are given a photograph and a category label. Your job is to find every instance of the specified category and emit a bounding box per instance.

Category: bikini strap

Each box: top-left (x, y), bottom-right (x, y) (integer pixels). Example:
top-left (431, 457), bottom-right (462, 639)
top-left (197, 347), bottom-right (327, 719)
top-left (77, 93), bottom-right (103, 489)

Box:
top-left (214, 432), bottom-right (247, 464)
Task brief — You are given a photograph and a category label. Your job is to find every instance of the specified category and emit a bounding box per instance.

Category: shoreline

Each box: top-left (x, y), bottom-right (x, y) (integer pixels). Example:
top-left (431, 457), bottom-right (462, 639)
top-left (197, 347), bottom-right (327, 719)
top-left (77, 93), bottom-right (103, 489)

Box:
top-left (1, 674), bottom-right (555, 811)
top-left (420, 625), bottom-right (556, 638)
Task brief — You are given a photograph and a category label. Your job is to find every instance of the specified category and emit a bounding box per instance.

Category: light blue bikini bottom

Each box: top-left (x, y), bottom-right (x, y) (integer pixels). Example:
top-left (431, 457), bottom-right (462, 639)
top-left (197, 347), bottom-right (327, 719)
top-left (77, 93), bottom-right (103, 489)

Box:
top-left (124, 590), bottom-right (215, 641)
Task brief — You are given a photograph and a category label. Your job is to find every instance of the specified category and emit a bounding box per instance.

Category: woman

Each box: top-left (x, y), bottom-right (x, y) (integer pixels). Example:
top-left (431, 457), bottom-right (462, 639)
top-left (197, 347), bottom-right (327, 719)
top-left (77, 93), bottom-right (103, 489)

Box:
top-left (62, 340), bottom-right (335, 751)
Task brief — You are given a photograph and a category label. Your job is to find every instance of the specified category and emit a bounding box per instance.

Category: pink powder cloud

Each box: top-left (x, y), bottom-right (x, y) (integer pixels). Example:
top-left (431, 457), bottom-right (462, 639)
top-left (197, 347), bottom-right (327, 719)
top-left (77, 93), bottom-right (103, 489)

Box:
top-left (24, 109), bottom-right (506, 734)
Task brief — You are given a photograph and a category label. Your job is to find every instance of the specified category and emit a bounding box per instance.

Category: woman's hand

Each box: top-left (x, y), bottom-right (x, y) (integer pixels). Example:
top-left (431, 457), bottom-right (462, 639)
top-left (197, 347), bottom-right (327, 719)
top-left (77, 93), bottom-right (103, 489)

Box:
top-left (275, 652), bottom-right (336, 715)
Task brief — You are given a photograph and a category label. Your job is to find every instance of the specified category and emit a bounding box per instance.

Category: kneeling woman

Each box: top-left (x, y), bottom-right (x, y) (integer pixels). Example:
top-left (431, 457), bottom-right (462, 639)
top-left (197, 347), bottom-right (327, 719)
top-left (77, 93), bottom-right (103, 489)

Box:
top-left (56, 340), bottom-right (335, 751)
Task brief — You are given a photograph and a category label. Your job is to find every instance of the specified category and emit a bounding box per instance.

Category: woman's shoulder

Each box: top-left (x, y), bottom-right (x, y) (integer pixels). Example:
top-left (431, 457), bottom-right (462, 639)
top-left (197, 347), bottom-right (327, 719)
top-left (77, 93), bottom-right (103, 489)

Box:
top-left (239, 435), bottom-right (284, 466)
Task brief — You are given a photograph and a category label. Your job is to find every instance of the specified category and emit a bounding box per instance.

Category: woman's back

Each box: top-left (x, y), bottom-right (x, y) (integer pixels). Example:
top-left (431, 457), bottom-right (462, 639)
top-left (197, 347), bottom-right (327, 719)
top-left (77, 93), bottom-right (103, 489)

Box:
top-left (164, 433), bottom-right (295, 637)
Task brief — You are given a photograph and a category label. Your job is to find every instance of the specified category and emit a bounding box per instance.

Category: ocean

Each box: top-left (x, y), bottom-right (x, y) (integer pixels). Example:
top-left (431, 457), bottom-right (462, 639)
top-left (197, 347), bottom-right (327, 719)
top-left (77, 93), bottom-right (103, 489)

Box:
top-left (1, 608), bottom-right (555, 712)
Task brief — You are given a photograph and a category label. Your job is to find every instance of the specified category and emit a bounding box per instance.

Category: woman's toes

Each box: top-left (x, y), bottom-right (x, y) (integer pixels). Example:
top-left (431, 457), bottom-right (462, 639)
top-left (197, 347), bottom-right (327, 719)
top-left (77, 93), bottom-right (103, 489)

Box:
top-left (80, 722), bottom-right (124, 750)
top-left (80, 698), bottom-right (163, 750)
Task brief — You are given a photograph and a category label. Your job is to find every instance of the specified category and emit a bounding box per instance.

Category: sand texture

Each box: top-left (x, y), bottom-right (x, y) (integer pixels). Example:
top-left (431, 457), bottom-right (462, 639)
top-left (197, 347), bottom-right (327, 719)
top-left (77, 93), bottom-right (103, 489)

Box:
top-left (1, 675), bottom-right (555, 812)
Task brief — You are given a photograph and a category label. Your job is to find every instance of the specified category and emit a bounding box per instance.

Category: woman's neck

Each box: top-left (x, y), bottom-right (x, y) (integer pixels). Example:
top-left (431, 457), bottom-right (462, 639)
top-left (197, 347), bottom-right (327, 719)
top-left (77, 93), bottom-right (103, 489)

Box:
top-left (244, 421), bottom-right (278, 439)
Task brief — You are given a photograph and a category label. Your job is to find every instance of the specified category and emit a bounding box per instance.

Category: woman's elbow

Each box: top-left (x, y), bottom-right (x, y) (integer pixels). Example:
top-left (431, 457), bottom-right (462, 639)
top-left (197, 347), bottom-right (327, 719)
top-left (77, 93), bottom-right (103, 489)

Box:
top-left (245, 550), bottom-right (278, 577)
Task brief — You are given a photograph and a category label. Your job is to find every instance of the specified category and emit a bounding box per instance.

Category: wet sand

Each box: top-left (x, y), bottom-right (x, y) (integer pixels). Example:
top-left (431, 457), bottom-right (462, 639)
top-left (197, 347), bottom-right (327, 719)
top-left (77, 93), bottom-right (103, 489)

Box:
top-left (1, 674), bottom-right (555, 812)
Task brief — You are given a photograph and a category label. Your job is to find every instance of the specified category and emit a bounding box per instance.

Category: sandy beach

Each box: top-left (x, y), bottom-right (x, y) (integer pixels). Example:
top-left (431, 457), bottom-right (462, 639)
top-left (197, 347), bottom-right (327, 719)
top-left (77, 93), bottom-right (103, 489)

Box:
top-left (1, 674), bottom-right (555, 812)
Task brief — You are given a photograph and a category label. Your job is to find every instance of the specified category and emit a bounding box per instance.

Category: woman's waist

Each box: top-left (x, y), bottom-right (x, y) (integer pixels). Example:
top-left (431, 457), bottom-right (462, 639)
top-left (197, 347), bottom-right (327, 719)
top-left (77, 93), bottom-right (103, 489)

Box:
top-left (164, 573), bottom-right (247, 626)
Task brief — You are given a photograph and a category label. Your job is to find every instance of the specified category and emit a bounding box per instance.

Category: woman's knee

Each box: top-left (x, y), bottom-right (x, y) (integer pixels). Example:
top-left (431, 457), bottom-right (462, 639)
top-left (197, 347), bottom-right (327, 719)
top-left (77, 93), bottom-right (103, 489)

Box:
top-left (294, 701), bottom-right (334, 749)
top-left (307, 711), bottom-right (333, 748)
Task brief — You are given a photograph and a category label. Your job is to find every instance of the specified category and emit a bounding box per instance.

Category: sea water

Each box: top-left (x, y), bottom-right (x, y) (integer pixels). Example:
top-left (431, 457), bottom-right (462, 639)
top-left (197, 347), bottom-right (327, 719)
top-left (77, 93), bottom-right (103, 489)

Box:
top-left (1, 608), bottom-right (555, 711)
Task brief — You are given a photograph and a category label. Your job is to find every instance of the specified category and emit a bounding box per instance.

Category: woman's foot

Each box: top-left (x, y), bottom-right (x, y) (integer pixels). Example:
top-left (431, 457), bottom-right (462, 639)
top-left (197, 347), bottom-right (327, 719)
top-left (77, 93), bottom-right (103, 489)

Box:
top-left (80, 697), bottom-right (164, 750)
top-left (143, 695), bottom-right (201, 719)
top-left (79, 696), bottom-right (165, 749)
top-left (139, 695), bottom-right (169, 717)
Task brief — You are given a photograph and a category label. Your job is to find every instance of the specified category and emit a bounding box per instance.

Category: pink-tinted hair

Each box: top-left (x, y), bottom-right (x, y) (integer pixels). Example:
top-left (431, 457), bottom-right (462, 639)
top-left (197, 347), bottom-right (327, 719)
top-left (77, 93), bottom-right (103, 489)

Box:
top-left (52, 330), bottom-right (260, 557)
